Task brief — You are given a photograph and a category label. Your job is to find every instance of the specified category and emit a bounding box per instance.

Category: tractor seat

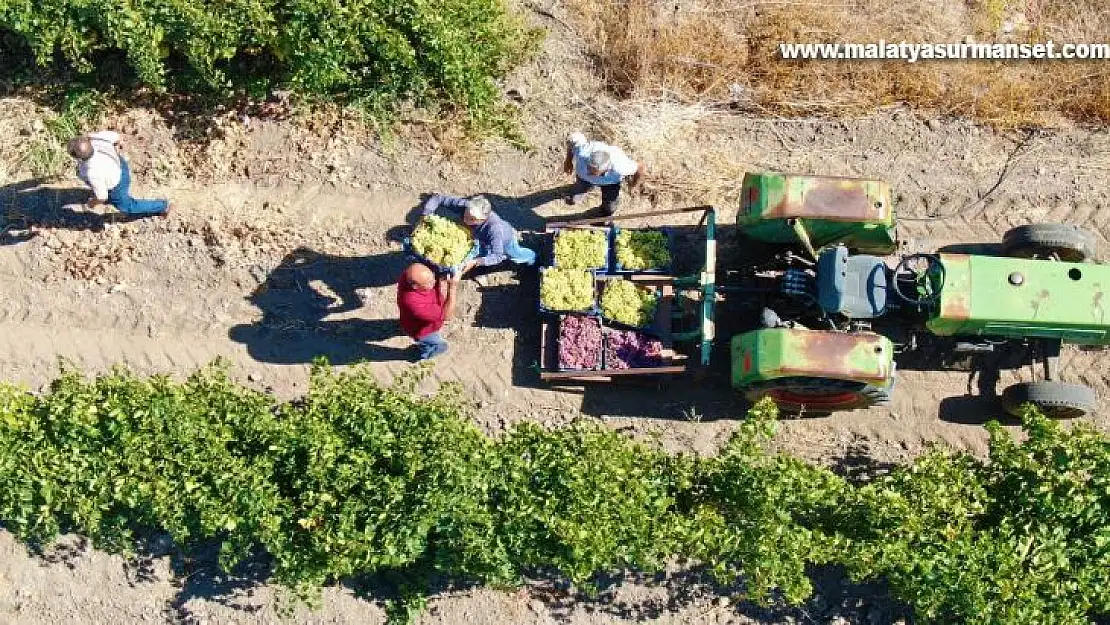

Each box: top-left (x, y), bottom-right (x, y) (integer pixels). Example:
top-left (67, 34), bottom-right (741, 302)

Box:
top-left (816, 245), bottom-right (889, 319)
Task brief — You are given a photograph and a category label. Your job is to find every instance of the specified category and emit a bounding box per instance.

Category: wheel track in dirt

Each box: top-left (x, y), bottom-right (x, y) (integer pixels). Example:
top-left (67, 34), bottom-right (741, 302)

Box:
top-left (895, 191), bottom-right (1110, 248)
top-left (0, 262), bottom-right (542, 411)
top-left (4, 181), bottom-right (1110, 455)
top-left (0, 316), bottom-right (545, 417)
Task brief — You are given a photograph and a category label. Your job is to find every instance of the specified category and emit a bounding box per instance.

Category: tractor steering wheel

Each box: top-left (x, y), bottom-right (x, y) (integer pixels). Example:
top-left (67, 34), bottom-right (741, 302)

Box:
top-left (891, 253), bottom-right (945, 307)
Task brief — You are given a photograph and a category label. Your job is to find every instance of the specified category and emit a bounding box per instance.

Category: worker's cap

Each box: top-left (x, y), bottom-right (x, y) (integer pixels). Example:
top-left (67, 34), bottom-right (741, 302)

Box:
top-left (67, 136), bottom-right (93, 160)
top-left (587, 149), bottom-right (611, 171)
top-left (567, 131), bottom-right (587, 146)
top-left (465, 195), bottom-right (492, 221)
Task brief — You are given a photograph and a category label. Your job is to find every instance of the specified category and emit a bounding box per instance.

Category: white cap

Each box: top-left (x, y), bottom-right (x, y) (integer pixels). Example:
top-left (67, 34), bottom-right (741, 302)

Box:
top-left (465, 195), bottom-right (491, 220)
top-left (588, 149), bottom-right (610, 170)
top-left (567, 131), bottom-right (587, 146)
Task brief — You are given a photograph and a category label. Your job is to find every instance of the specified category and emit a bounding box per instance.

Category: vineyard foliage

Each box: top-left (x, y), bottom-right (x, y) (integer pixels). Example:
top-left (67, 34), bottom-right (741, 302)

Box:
top-left (0, 0), bottom-right (542, 123)
top-left (2, 363), bottom-right (1110, 625)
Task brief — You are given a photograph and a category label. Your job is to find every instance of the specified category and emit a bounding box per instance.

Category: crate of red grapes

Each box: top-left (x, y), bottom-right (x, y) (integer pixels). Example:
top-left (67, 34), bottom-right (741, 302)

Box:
top-left (556, 314), bottom-right (604, 371)
top-left (603, 328), bottom-right (665, 369)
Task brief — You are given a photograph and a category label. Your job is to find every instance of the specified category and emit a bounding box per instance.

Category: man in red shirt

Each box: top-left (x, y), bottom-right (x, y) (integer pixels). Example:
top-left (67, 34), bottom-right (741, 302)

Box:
top-left (397, 262), bottom-right (460, 359)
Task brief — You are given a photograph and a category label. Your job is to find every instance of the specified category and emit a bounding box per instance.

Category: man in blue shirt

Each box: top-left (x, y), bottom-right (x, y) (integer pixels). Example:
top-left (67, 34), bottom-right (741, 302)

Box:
top-left (562, 131), bottom-right (646, 216)
top-left (421, 193), bottom-right (536, 276)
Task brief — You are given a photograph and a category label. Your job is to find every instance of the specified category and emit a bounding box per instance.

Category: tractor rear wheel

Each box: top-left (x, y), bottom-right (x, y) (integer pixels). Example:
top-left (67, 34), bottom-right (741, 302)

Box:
top-left (1001, 223), bottom-right (1096, 262)
top-left (744, 376), bottom-right (889, 416)
top-left (1001, 381), bottom-right (1096, 419)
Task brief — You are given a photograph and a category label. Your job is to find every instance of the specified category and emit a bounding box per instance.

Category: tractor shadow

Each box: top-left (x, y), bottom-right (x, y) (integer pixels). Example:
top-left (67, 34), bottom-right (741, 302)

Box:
top-left (568, 369), bottom-right (746, 421)
top-left (935, 241), bottom-right (1005, 256)
top-left (229, 246), bottom-right (417, 364)
top-left (892, 335), bottom-right (1026, 425)
top-left (0, 179), bottom-right (117, 244)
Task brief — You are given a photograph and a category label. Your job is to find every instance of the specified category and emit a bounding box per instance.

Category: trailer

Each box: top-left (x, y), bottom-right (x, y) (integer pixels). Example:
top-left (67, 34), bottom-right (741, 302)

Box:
top-left (536, 206), bottom-right (718, 383)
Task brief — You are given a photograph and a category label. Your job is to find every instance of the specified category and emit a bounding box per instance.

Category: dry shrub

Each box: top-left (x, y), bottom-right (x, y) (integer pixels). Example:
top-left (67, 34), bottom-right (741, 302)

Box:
top-left (567, 0), bottom-right (1110, 126)
top-left (572, 0), bottom-right (748, 100)
top-left (593, 99), bottom-right (746, 204)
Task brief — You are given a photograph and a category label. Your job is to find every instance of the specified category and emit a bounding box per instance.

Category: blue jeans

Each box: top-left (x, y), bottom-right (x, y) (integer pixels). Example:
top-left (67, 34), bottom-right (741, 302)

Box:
top-left (504, 238), bottom-right (537, 265)
top-left (417, 332), bottom-right (448, 360)
top-left (108, 157), bottom-right (168, 216)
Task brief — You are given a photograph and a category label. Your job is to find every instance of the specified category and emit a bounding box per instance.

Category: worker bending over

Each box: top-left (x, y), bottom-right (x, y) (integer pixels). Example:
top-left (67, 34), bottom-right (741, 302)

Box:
top-left (422, 193), bottom-right (536, 276)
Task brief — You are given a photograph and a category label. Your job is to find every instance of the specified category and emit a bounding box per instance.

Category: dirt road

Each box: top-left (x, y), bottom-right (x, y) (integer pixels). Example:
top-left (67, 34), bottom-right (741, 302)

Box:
top-left (5, 108), bottom-right (1109, 459)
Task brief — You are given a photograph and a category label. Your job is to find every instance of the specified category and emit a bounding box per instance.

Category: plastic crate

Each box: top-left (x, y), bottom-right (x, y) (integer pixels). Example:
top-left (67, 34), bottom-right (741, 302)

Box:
top-left (598, 279), bottom-right (663, 334)
top-left (538, 267), bottom-right (600, 316)
top-left (601, 326), bottom-right (666, 370)
top-left (609, 226), bottom-right (675, 274)
top-left (553, 314), bottom-right (605, 372)
top-left (549, 225), bottom-right (610, 272)
top-left (403, 236), bottom-right (479, 275)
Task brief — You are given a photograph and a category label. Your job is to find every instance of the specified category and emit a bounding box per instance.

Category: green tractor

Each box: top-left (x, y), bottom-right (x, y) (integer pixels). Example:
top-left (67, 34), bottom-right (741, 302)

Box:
top-left (727, 172), bottom-right (1105, 418)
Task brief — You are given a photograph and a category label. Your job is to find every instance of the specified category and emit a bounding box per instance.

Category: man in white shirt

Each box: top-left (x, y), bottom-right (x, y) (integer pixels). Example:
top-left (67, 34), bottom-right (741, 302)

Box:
top-left (67, 131), bottom-right (170, 218)
top-left (562, 131), bottom-right (646, 216)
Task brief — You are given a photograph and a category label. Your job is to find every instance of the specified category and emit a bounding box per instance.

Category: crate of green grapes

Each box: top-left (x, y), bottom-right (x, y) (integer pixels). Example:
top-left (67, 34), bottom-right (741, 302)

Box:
top-left (550, 225), bottom-right (610, 272)
top-left (404, 215), bottom-right (479, 273)
top-left (599, 277), bottom-right (662, 332)
top-left (539, 266), bottom-right (599, 315)
top-left (610, 226), bottom-right (674, 274)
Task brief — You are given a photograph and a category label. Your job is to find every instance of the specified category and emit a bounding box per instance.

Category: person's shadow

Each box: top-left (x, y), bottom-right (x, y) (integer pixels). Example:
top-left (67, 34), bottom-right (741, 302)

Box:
top-left (229, 247), bottom-right (416, 364)
top-left (1, 178), bottom-right (113, 245)
top-left (394, 185), bottom-right (609, 242)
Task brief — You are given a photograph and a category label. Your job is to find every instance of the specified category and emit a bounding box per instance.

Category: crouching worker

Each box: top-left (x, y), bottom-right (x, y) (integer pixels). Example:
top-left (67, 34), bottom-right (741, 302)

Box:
top-left (421, 193), bottom-right (536, 276)
top-left (397, 262), bottom-right (460, 360)
top-left (67, 131), bottom-right (170, 218)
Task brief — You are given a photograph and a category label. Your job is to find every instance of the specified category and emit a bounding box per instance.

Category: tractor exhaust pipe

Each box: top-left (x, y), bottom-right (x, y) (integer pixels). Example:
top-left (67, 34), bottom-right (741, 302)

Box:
top-left (955, 342), bottom-right (995, 353)
top-left (788, 218), bottom-right (819, 261)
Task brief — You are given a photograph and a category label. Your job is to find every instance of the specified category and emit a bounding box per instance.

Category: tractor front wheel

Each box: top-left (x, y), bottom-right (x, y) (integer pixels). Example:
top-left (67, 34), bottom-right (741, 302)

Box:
top-left (1001, 381), bottom-right (1096, 419)
top-left (1001, 223), bottom-right (1096, 262)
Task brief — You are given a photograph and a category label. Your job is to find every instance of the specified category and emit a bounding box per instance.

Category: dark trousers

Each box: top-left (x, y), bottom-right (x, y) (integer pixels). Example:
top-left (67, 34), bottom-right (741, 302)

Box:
top-left (569, 177), bottom-right (622, 215)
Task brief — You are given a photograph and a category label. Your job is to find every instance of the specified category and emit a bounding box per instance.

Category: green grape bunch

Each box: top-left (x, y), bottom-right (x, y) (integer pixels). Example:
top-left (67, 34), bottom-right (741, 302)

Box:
top-left (411, 216), bottom-right (474, 266)
top-left (554, 229), bottom-right (608, 270)
top-left (541, 268), bottom-right (595, 311)
top-left (601, 279), bottom-right (658, 327)
top-left (615, 230), bottom-right (671, 271)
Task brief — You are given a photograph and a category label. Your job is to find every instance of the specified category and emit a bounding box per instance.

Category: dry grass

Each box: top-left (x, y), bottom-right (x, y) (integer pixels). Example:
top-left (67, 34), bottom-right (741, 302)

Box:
top-left (572, 98), bottom-right (746, 205)
top-left (566, 0), bottom-right (1110, 127)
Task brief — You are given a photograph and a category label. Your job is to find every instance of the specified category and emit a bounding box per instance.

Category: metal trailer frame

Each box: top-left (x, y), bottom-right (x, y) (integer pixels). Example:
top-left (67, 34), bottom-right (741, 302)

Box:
top-left (538, 205), bottom-right (717, 382)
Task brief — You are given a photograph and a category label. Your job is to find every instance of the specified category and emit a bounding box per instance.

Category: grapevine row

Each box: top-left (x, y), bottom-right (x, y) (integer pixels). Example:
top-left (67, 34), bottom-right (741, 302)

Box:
top-left (0, 361), bottom-right (1106, 624)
